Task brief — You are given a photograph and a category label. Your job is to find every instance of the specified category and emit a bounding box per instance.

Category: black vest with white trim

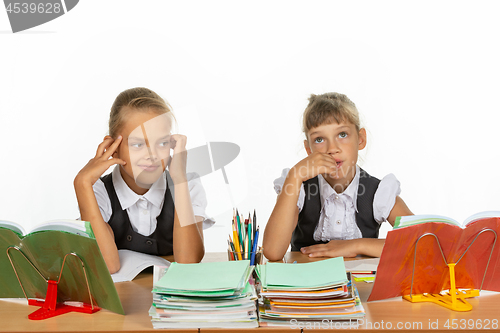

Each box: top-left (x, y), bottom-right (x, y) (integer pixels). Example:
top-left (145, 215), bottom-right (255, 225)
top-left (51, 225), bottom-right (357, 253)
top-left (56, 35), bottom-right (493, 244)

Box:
top-left (290, 168), bottom-right (381, 251)
top-left (101, 173), bottom-right (175, 256)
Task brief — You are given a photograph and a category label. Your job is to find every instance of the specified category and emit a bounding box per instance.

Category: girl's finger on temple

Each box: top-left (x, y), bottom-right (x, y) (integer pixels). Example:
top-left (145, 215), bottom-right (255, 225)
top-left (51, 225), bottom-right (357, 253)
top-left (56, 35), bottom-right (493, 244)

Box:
top-left (103, 136), bottom-right (122, 159)
top-left (95, 137), bottom-right (114, 157)
top-left (171, 134), bottom-right (187, 149)
top-left (170, 136), bottom-right (177, 150)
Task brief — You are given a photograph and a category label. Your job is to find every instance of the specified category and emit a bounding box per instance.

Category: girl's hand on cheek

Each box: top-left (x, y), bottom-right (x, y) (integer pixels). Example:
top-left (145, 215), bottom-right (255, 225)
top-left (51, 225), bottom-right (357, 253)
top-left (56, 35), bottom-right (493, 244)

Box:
top-left (75, 136), bottom-right (126, 187)
top-left (168, 134), bottom-right (188, 184)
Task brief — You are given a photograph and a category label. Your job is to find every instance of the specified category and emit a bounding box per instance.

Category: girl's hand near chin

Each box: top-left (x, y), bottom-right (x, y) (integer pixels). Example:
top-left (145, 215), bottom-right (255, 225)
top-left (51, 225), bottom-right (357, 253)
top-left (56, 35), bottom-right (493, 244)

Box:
top-left (168, 134), bottom-right (188, 184)
top-left (288, 151), bottom-right (338, 184)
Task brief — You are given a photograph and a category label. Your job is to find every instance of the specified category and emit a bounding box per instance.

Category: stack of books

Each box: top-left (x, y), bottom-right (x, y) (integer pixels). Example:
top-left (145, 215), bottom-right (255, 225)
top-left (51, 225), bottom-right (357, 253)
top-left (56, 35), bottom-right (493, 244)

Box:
top-left (149, 260), bottom-right (258, 329)
top-left (256, 258), bottom-right (365, 327)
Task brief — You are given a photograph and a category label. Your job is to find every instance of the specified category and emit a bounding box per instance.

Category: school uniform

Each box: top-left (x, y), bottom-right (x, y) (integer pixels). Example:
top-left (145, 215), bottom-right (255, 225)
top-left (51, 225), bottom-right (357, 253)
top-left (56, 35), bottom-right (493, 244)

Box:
top-left (90, 166), bottom-right (214, 255)
top-left (273, 165), bottom-right (400, 251)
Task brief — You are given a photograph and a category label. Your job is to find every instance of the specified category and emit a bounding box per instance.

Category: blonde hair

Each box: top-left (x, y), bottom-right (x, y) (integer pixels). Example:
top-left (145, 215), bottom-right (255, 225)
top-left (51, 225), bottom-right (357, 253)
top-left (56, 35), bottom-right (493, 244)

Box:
top-left (302, 92), bottom-right (360, 137)
top-left (109, 87), bottom-right (174, 138)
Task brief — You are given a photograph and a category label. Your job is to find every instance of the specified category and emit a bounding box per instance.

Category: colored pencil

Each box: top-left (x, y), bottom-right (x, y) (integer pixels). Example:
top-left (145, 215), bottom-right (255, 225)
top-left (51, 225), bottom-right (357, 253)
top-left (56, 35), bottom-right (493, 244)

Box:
top-left (250, 227), bottom-right (259, 266)
top-left (228, 235), bottom-right (236, 252)
top-left (232, 223), bottom-right (242, 260)
top-left (227, 240), bottom-right (235, 260)
top-left (236, 210), bottom-right (243, 251)
top-left (234, 209), bottom-right (239, 239)
top-left (247, 216), bottom-right (252, 257)
top-left (228, 236), bottom-right (237, 260)
top-left (253, 210), bottom-right (257, 241)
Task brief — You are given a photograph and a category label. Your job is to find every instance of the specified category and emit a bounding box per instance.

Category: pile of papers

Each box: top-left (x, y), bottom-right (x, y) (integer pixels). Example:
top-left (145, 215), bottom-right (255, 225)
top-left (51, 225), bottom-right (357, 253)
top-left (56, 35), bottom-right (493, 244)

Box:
top-left (344, 258), bottom-right (379, 283)
top-left (256, 257), bottom-right (365, 327)
top-left (150, 260), bottom-right (258, 329)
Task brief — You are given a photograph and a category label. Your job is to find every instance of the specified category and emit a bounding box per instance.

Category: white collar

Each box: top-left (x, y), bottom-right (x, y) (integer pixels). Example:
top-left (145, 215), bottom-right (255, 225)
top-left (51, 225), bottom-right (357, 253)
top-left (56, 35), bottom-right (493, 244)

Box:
top-left (111, 166), bottom-right (166, 210)
top-left (318, 165), bottom-right (360, 211)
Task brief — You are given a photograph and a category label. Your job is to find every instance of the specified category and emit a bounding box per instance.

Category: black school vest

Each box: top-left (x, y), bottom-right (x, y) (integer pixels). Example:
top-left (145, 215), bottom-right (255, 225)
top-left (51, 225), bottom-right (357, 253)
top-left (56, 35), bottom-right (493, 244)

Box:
top-left (290, 168), bottom-right (381, 251)
top-left (101, 173), bottom-right (175, 256)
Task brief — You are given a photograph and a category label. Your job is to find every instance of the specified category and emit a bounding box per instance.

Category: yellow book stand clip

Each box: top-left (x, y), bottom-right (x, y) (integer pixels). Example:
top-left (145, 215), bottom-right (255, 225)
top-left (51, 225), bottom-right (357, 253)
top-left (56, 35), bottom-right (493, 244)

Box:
top-left (403, 263), bottom-right (479, 311)
top-left (403, 230), bottom-right (497, 312)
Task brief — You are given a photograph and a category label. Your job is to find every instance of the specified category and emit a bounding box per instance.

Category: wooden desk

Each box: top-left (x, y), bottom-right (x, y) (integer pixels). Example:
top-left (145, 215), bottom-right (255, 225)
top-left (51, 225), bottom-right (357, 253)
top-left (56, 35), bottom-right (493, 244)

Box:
top-left (1, 252), bottom-right (499, 332)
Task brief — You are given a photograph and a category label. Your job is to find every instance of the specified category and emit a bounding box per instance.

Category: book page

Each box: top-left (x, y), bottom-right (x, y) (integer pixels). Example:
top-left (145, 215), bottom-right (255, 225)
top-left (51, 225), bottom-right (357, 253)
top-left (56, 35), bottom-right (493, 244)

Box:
top-left (344, 258), bottom-right (379, 272)
top-left (0, 220), bottom-right (25, 236)
top-left (394, 215), bottom-right (461, 229)
top-left (463, 211), bottom-right (500, 227)
top-left (29, 219), bottom-right (92, 237)
top-left (112, 249), bottom-right (170, 283)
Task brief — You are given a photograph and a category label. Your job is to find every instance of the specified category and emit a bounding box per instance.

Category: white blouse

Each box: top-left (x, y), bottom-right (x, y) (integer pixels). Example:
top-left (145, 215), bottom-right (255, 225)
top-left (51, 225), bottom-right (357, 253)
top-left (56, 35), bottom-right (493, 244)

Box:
top-left (273, 165), bottom-right (400, 241)
top-left (89, 166), bottom-right (214, 237)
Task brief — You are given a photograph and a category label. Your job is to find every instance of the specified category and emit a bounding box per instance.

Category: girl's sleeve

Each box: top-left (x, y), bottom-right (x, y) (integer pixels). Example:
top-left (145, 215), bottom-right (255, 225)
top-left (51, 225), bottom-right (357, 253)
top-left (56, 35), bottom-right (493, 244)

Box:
top-left (273, 168), bottom-right (306, 212)
top-left (373, 174), bottom-right (401, 223)
top-left (91, 179), bottom-right (112, 222)
top-left (187, 173), bottom-right (215, 229)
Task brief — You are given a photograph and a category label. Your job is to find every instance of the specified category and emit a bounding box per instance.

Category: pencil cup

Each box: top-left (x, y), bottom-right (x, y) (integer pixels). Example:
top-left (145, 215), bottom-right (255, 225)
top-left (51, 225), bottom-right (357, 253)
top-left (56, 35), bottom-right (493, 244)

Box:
top-left (227, 247), bottom-right (263, 265)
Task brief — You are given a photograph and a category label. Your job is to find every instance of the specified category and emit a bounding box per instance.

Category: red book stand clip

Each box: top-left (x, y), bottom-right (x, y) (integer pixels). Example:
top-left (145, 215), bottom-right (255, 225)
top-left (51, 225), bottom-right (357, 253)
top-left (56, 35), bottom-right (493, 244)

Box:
top-left (7, 247), bottom-right (101, 320)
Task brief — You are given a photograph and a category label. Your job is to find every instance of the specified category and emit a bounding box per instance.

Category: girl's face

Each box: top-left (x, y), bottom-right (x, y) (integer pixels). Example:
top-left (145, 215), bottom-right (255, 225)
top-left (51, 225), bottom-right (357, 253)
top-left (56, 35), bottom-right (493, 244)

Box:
top-left (115, 108), bottom-right (172, 194)
top-left (304, 121), bottom-right (366, 190)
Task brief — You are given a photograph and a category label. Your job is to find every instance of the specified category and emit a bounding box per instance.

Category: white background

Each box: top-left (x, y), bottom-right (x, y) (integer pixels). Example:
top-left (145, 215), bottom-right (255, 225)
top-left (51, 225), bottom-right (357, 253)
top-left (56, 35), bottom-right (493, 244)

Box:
top-left (1, 1), bottom-right (500, 252)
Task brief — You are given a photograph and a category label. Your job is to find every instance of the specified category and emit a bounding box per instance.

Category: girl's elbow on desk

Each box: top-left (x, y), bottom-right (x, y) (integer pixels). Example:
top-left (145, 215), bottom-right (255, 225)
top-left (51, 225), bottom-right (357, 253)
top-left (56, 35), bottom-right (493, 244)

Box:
top-left (174, 246), bottom-right (205, 263)
top-left (263, 246), bottom-right (286, 262)
top-left (106, 260), bottom-right (121, 275)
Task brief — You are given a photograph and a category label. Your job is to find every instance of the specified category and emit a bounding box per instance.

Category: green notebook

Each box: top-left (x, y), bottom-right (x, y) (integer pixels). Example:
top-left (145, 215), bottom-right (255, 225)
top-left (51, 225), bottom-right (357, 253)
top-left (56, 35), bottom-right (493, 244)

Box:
top-left (259, 257), bottom-right (348, 289)
top-left (154, 260), bottom-right (252, 296)
top-left (0, 221), bottom-right (124, 315)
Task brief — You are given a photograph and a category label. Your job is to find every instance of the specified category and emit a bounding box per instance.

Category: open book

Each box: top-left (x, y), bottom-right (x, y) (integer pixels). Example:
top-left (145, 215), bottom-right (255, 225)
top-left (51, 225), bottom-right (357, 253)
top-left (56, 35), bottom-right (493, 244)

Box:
top-left (0, 219), bottom-right (94, 238)
top-left (369, 211), bottom-right (500, 301)
top-left (111, 249), bottom-right (170, 283)
top-left (0, 219), bottom-right (123, 314)
top-left (394, 211), bottom-right (500, 229)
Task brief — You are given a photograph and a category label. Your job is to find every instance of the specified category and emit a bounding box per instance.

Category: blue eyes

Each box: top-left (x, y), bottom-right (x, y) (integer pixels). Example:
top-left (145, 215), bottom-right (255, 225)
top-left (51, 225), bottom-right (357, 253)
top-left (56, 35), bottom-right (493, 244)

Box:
top-left (159, 141), bottom-right (170, 148)
top-left (313, 133), bottom-right (347, 144)
top-left (130, 141), bottom-right (170, 149)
